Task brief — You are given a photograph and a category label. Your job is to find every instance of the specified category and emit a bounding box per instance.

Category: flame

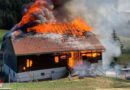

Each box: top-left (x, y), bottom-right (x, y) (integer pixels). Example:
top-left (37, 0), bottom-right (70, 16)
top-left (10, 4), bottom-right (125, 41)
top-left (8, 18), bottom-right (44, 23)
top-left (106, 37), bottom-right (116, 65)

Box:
top-left (23, 59), bottom-right (33, 70)
top-left (27, 59), bottom-right (30, 68)
top-left (92, 53), bottom-right (100, 57)
top-left (14, 31), bottom-right (20, 36)
top-left (67, 50), bottom-right (103, 68)
top-left (23, 67), bottom-right (26, 70)
top-left (81, 51), bottom-right (101, 58)
top-left (69, 52), bottom-right (83, 68)
top-left (27, 17), bottom-right (91, 37)
top-left (69, 52), bottom-right (75, 68)
top-left (55, 56), bottom-right (59, 63)
top-left (60, 55), bottom-right (66, 59)
top-left (18, 0), bottom-right (54, 27)
top-left (18, 0), bottom-right (91, 37)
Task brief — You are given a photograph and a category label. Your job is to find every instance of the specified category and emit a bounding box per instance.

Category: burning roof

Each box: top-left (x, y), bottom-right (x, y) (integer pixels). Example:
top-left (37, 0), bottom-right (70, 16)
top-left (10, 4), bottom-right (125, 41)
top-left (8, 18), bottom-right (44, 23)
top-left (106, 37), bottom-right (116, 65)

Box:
top-left (11, 32), bottom-right (104, 56)
top-left (2, 0), bottom-right (104, 56)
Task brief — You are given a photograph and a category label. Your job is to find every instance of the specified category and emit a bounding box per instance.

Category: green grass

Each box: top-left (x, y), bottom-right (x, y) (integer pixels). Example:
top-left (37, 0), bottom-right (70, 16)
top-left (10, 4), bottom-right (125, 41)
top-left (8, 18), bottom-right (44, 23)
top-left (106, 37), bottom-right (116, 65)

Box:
top-left (117, 54), bottom-right (130, 66)
top-left (120, 36), bottom-right (130, 50)
top-left (2, 76), bottom-right (130, 90)
top-left (0, 29), bottom-right (8, 48)
top-left (117, 36), bottom-right (130, 66)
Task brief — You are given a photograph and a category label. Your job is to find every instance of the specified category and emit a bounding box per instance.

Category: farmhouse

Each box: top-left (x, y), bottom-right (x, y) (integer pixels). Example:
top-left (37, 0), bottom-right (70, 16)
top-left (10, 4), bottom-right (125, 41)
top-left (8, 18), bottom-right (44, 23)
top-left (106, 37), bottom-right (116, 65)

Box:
top-left (1, 28), bottom-right (104, 82)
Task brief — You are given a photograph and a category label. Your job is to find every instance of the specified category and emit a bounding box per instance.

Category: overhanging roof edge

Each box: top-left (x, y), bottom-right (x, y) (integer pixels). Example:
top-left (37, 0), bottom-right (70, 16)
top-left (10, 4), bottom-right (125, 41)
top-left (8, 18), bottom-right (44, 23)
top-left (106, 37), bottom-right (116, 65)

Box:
top-left (16, 48), bottom-right (105, 56)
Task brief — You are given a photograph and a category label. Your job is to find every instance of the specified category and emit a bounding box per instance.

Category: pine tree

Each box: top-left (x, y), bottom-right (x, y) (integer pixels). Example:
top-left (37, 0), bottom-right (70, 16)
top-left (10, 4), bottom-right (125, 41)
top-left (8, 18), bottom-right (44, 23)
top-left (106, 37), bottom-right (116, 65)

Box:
top-left (112, 29), bottom-right (124, 52)
top-left (110, 30), bottom-right (124, 67)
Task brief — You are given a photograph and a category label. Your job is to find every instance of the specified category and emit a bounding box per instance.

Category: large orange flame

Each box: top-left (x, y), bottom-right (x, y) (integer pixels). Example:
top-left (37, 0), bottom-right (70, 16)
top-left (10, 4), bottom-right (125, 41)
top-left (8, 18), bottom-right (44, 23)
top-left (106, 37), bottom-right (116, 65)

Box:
top-left (68, 52), bottom-right (83, 68)
top-left (67, 50), bottom-right (104, 68)
top-left (27, 17), bottom-right (92, 37)
top-left (18, 0), bottom-right (91, 37)
top-left (19, 0), bottom-right (54, 27)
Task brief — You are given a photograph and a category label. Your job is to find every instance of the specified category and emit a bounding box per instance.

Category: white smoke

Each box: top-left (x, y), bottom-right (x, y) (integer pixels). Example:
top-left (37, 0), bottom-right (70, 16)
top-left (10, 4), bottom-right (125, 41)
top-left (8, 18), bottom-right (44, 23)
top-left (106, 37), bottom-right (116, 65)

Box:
top-left (73, 61), bottom-right (98, 77)
top-left (63, 0), bottom-right (130, 75)
top-left (34, 33), bottom-right (93, 50)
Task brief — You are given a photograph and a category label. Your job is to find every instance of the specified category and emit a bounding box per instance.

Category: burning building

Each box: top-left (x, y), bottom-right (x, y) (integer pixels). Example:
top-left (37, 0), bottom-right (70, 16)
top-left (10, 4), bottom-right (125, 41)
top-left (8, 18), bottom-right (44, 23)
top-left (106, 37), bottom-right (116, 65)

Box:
top-left (1, 0), bottom-right (104, 82)
top-left (1, 31), bottom-right (104, 82)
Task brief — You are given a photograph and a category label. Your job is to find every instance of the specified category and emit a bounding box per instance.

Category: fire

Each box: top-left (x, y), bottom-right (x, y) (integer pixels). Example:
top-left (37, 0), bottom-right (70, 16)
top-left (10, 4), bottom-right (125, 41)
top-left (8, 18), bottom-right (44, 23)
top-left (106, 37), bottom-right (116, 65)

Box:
top-left (23, 59), bottom-right (33, 70)
top-left (14, 31), bottom-right (20, 36)
top-left (55, 56), bottom-right (59, 63)
top-left (18, 0), bottom-right (103, 69)
top-left (69, 52), bottom-right (83, 68)
top-left (23, 67), bottom-right (26, 70)
top-left (60, 55), bottom-right (66, 59)
top-left (69, 52), bottom-right (75, 68)
top-left (27, 18), bottom-right (91, 37)
top-left (26, 59), bottom-right (33, 68)
top-left (18, 0), bottom-right (55, 27)
top-left (81, 50), bottom-right (102, 58)
top-left (68, 50), bottom-right (103, 68)
top-left (18, 0), bottom-right (91, 37)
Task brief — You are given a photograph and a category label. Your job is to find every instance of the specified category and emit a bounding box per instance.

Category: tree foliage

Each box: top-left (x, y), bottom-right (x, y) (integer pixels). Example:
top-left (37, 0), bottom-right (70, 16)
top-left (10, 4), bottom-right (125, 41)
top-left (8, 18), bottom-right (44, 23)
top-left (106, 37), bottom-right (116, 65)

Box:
top-left (0, 0), bottom-right (33, 29)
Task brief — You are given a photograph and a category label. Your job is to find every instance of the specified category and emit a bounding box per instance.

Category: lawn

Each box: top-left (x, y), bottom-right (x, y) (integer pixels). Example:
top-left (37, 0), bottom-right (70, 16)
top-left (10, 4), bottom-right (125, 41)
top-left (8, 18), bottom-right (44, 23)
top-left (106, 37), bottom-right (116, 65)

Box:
top-left (117, 36), bottom-right (130, 66)
top-left (120, 36), bottom-right (130, 50)
top-left (2, 76), bottom-right (130, 90)
top-left (117, 54), bottom-right (130, 66)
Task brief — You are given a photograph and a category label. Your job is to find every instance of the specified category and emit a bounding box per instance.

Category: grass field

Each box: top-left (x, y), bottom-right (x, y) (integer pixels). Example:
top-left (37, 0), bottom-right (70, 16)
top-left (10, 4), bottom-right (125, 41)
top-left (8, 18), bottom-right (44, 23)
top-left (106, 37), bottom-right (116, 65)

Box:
top-left (2, 76), bottom-right (130, 90)
top-left (117, 36), bottom-right (130, 65)
top-left (120, 36), bottom-right (130, 50)
top-left (117, 54), bottom-right (130, 65)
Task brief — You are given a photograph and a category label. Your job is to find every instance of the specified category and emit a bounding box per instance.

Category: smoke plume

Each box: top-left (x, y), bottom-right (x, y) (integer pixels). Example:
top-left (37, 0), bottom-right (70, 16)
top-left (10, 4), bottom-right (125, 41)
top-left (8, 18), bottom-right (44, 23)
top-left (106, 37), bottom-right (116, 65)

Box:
top-left (61, 0), bottom-right (130, 73)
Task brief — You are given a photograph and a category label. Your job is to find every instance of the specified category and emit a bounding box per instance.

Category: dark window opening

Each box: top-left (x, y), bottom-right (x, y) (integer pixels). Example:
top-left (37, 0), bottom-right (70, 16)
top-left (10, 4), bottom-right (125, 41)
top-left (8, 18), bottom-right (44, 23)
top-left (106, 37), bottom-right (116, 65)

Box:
top-left (17, 51), bottom-right (103, 72)
top-left (17, 53), bottom-right (68, 72)
top-left (41, 73), bottom-right (45, 76)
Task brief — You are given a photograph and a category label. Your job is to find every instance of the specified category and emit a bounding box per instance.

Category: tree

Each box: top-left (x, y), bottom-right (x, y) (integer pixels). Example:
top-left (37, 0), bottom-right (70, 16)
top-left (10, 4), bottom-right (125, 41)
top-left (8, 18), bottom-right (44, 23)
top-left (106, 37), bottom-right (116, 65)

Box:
top-left (110, 30), bottom-right (124, 67)
top-left (0, 0), bottom-right (33, 29)
top-left (112, 29), bottom-right (123, 52)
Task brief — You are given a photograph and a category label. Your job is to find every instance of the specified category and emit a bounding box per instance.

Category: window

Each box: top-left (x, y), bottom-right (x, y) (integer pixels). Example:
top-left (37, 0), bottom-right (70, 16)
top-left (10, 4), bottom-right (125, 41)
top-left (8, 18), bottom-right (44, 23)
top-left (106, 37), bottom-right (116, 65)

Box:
top-left (17, 54), bottom-right (68, 72)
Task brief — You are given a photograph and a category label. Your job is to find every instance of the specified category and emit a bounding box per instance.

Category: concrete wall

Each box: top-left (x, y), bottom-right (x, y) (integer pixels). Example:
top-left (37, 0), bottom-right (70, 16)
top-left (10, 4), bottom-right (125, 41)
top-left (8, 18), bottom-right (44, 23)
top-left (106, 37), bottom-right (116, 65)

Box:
top-left (4, 64), bottom-right (17, 81)
top-left (16, 67), bottom-right (67, 82)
